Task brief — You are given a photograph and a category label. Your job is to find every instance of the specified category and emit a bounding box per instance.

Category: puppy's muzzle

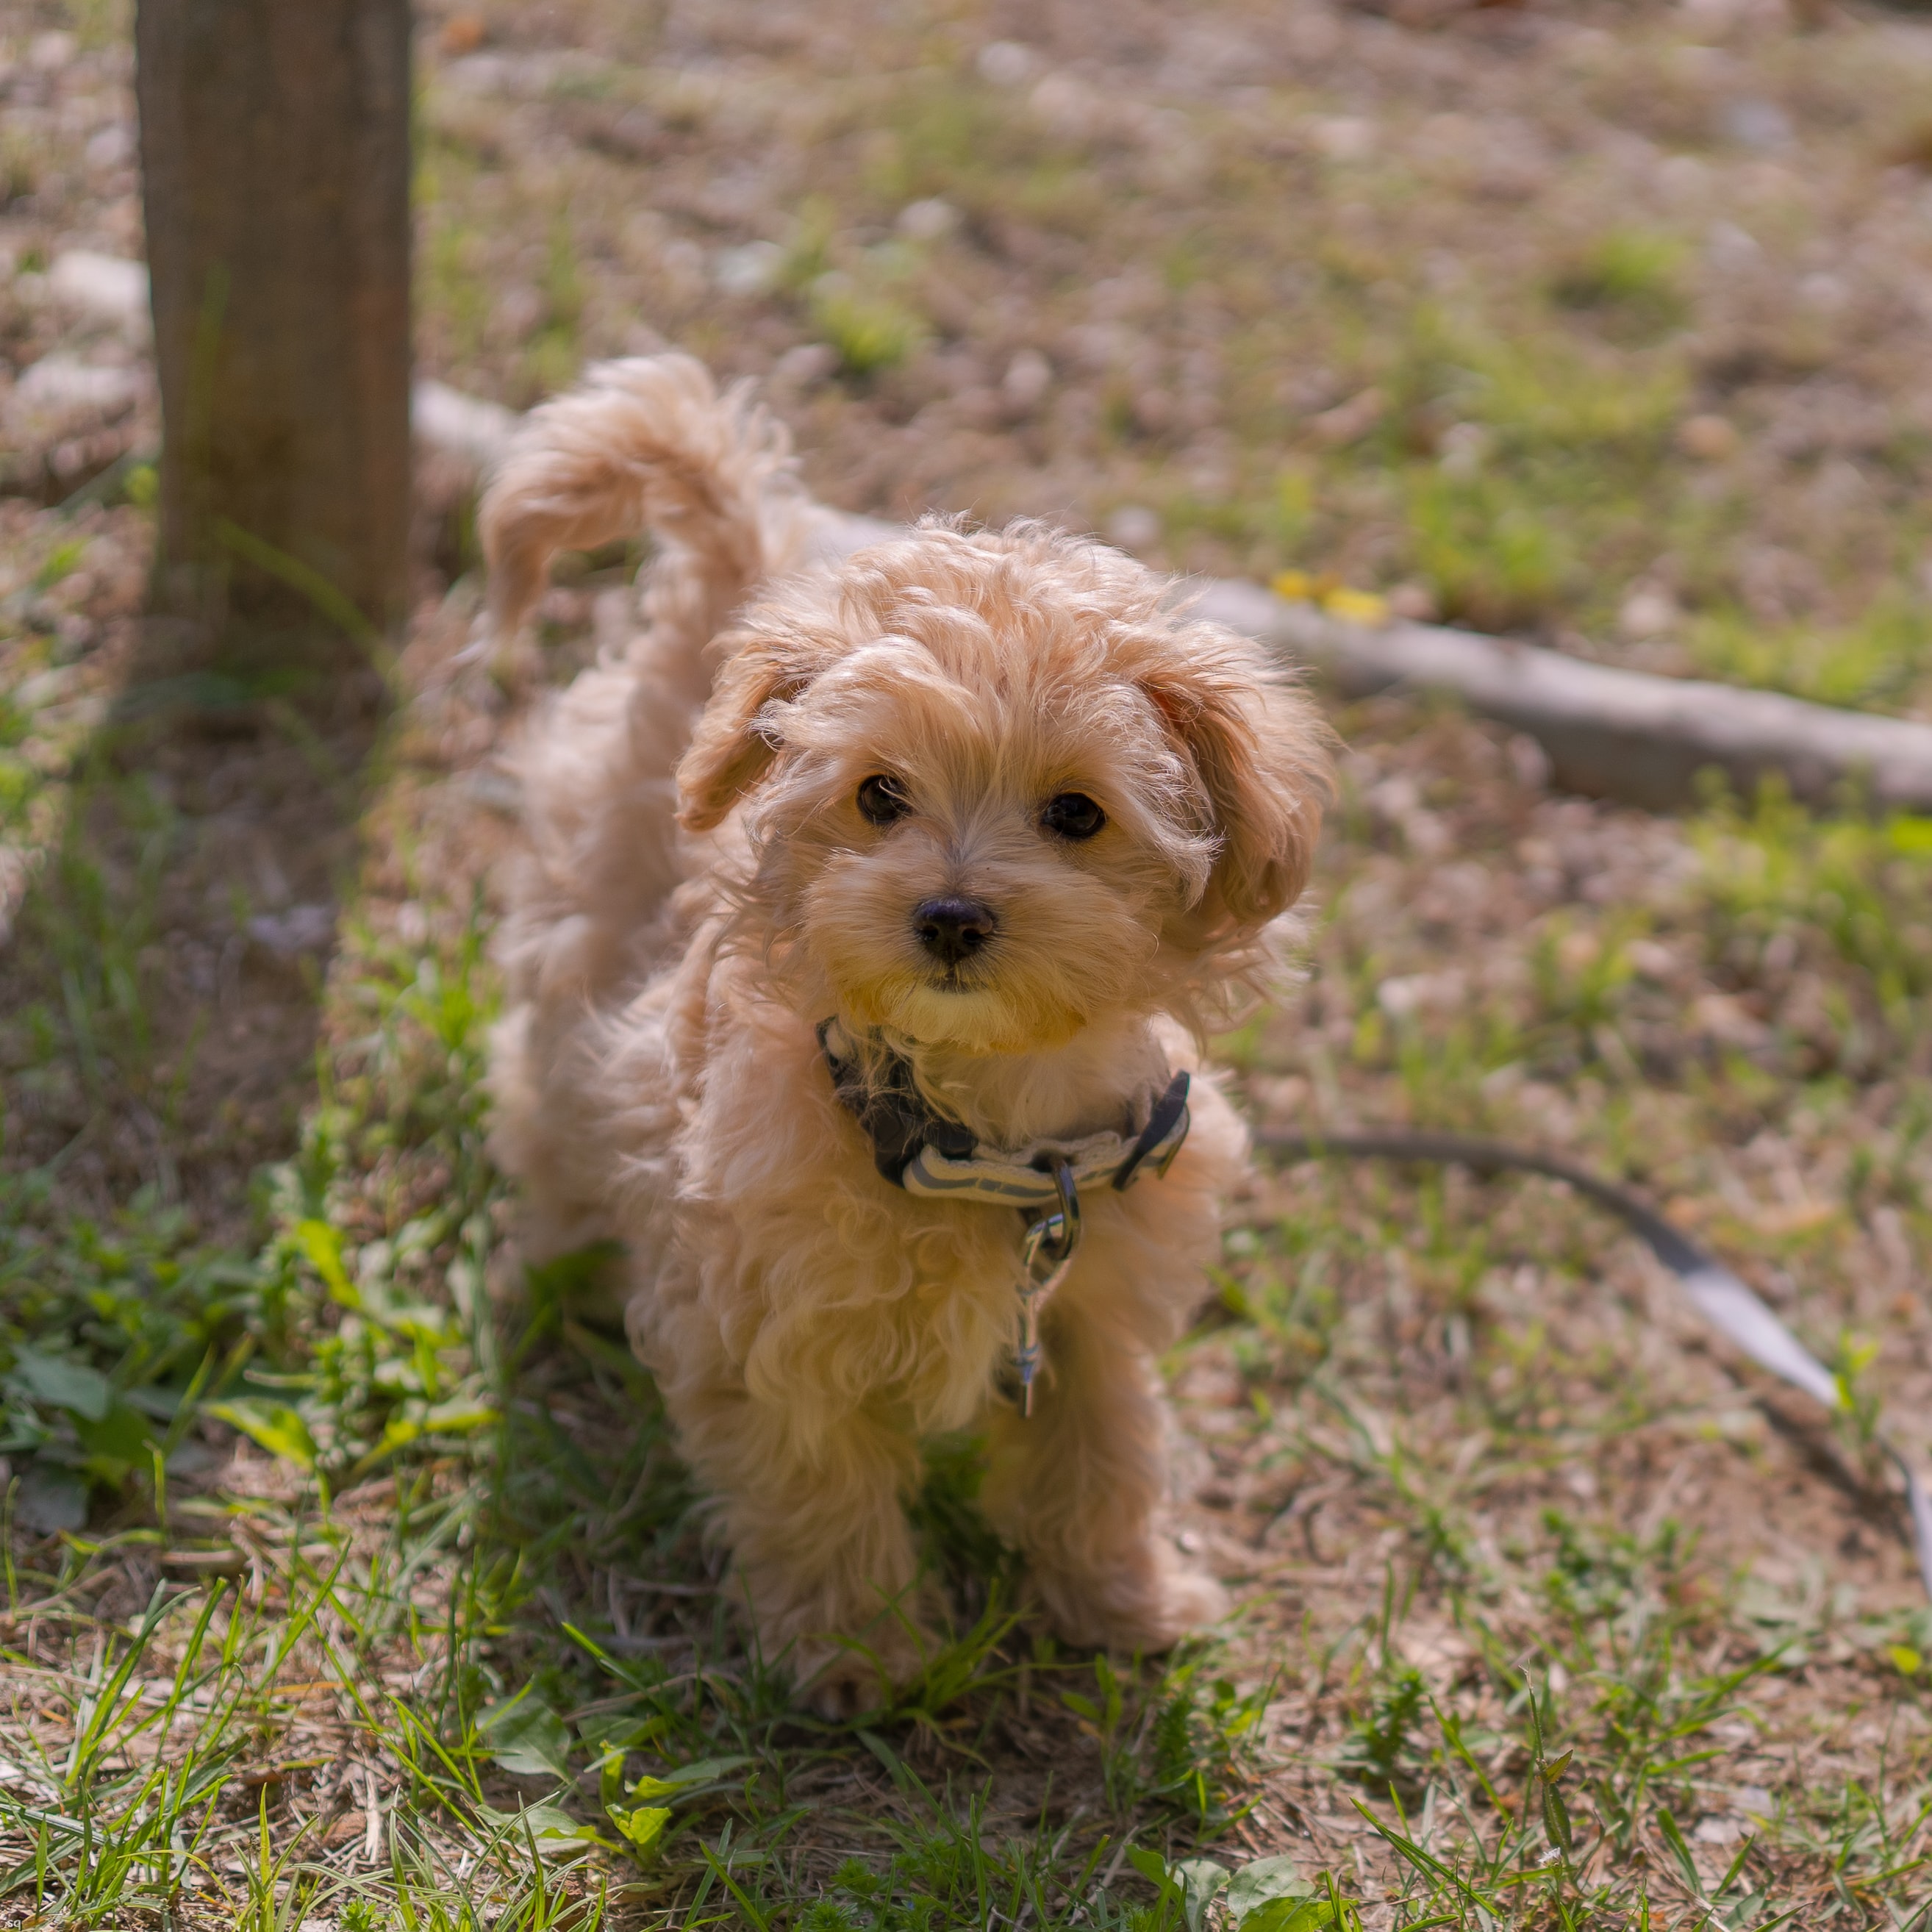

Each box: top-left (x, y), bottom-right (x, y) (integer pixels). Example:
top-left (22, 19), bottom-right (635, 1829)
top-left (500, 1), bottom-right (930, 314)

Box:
top-left (912, 895), bottom-right (996, 970)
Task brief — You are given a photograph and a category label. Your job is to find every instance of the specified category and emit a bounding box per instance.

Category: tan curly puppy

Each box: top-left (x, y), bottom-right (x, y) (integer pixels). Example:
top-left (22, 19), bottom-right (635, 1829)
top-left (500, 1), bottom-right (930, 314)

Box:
top-left (480, 354), bottom-right (1332, 1712)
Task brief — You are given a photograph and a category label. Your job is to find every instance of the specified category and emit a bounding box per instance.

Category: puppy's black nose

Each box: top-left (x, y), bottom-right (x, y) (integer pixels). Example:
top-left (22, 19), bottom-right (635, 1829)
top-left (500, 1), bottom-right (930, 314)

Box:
top-left (913, 896), bottom-right (996, 967)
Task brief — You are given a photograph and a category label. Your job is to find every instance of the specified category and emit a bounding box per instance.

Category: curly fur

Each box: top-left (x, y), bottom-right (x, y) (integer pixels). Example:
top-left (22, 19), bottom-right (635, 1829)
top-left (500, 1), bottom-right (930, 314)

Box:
top-left (483, 352), bottom-right (1334, 1711)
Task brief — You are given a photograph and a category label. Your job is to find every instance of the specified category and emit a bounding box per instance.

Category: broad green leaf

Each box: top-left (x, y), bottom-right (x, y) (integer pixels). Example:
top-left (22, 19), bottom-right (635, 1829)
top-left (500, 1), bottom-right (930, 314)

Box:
top-left (10, 1349), bottom-right (112, 1422)
top-left (207, 1398), bottom-right (317, 1471)
top-left (622, 1756), bottom-right (752, 1806)
top-left (511, 1802), bottom-right (581, 1836)
top-left (15, 1461), bottom-right (88, 1535)
top-left (123, 1384), bottom-right (185, 1422)
top-left (577, 1711), bottom-right (668, 1755)
top-left (607, 1802), bottom-right (672, 1858)
top-left (1226, 1856), bottom-right (1316, 1928)
top-left (493, 1800), bottom-right (615, 1858)
top-left (1128, 1845), bottom-right (1183, 1920)
top-left (74, 1399), bottom-right (158, 1480)
top-left (1173, 1857), bottom-right (1230, 1932)
top-left (1245, 1902), bottom-right (1338, 1932)
top-left (650, 1754), bottom-right (753, 1790)
top-left (479, 1687), bottom-right (573, 1779)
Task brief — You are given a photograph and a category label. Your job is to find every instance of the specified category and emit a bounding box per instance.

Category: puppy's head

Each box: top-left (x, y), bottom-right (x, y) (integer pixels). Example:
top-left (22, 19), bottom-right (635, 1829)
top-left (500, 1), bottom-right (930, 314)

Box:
top-left (679, 521), bottom-right (1332, 1053)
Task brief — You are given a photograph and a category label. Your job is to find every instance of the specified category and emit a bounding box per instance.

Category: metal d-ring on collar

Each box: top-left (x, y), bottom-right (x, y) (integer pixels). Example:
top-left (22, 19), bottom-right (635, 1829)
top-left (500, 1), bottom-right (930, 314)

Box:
top-left (1015, 1156), bottom-right (1081, 1417)
top-left (817, 1017), bottom-right (1191, 1417)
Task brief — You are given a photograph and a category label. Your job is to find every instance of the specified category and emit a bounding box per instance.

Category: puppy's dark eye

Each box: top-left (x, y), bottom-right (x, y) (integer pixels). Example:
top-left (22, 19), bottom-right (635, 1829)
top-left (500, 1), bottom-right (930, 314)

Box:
top-left (856, 774), bottom-right (911, 826)
top-left (1041, 792), bottom-right (1106, 840)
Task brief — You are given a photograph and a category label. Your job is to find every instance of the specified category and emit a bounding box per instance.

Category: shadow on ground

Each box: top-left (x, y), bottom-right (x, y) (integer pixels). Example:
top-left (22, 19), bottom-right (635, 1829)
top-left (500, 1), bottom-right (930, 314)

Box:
top-left (0, 626), bottom-right (387, 1243)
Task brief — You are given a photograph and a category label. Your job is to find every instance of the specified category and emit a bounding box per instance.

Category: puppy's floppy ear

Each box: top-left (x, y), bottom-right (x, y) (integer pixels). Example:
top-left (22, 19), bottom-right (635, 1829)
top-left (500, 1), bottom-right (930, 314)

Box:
top-left (676, 632), bottom-right (815, 832)
top-left (1142, 634), bottom-right (1334, 935)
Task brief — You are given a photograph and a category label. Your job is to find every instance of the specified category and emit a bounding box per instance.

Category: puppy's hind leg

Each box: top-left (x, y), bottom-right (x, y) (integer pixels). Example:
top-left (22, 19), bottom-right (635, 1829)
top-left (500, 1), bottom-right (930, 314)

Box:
top-left (978, 1293), bottom-right (1227, 1654)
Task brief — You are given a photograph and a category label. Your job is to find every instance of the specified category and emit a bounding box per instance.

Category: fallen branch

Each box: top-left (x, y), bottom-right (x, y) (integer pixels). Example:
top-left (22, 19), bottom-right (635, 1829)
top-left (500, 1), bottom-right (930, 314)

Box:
top-left (412, 383), bottom-right (1932, 815)
top-left (1192, 576), bottom-right (1932, 815)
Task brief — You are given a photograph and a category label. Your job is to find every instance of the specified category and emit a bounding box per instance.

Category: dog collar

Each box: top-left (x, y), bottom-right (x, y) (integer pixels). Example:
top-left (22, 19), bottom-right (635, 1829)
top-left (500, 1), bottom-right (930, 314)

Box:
top-left (815, 1017), bottom-right (1191, 1208)
top-left (817, 1016), bottom-right (1191, 1417)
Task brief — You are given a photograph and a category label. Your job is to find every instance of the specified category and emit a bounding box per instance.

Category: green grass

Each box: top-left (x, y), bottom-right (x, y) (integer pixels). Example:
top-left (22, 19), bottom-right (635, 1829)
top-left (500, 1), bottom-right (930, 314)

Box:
top-left (1686, 594), bottom-right (1932, 712)
top-left (3, 743), bottom-right (1928, 1928)
top-left (862, 69), bottom-right (1096, 234)
top-left (1298, 306), bottom-right (1686, 637)
top-left (0, 817), bottom-right (1334, 1925)
top-left (1400, 469), bottom-right (1570, 637)
top-left (10, 1), bottom-right (1932, 1889)
top-left (809, 279), bottom-right (927, 379)
top-left (1548, 229), bottom-right (1691, 343)
top-left (1128, 295), bottom-right (1702, 639)
top-left (371, 0), bottom-right (1932, 720)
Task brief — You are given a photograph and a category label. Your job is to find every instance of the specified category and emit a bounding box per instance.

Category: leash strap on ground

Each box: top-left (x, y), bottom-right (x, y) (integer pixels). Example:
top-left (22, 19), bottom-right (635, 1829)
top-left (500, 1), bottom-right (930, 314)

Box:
top-left (1253, 1127), bottom-right (1932, 1603)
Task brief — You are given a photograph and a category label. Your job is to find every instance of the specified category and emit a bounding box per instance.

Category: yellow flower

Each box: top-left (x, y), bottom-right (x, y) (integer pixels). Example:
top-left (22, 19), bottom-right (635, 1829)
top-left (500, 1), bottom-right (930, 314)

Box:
top-left (1270, 570), bottom-right (1390, 626)
top-left (1323, 586), bottom-right (1390, 626)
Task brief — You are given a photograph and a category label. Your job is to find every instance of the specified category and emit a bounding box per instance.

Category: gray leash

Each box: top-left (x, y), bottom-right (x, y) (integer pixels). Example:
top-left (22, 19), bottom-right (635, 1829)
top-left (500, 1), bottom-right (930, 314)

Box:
top-left (1253, 1128), bottom-right (1932, 1602)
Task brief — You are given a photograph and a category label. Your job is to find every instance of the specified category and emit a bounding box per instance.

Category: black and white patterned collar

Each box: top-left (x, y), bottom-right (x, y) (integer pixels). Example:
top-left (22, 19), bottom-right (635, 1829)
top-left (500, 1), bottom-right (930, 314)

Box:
top-left (815, 1017), bottom-right (1191, 1210)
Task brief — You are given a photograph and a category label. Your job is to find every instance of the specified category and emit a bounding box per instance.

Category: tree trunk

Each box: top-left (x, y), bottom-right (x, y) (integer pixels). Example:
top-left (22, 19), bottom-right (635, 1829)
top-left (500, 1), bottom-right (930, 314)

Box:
top-left (136, 0), bottom-right (411, 693)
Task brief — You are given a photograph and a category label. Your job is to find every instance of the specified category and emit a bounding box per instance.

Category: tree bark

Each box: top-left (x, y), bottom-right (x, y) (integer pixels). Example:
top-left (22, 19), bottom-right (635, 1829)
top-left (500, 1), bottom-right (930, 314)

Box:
top-left (136, 0), bottom-right (411, 690)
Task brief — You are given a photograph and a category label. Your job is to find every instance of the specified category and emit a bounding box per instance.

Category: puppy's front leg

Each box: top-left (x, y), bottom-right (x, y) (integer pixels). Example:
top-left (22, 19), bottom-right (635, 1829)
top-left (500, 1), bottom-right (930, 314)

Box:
top-left (672, 1383), bottom-right (931, 1714)
top-left (978, 1290), bottom-right (1226, 1653)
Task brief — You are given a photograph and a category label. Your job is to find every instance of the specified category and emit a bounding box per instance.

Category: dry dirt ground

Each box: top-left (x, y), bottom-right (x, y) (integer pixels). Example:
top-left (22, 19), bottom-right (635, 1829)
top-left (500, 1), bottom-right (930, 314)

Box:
top-left (1, 1), bottom-right (1931, 1928)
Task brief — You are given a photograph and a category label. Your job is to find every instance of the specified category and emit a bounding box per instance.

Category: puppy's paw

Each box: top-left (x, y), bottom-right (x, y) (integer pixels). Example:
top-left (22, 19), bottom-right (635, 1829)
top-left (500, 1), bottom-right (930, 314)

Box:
top-left (794, 1645), bottom-right (895, 1720)
top-left (1137, 1561), bottom-right (1231, 1645)
top-left (791, 1620), bottom-right (934, 1720)
top-left (1037, 1546), bottom-right (1229, 1654)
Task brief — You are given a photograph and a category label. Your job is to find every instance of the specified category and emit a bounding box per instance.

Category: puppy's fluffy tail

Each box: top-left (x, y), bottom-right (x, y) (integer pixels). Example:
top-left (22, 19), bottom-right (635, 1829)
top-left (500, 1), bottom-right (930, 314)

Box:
top-left (478, 353), bottom-right (804, 662)
top-left (483, 357), bottom-right (806, 1255)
